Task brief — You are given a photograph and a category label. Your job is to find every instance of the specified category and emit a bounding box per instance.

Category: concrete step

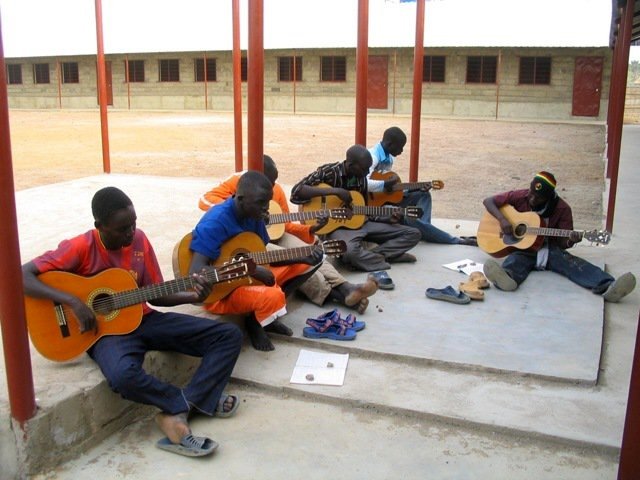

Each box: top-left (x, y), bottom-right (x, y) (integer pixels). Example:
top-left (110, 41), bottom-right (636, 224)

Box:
top-left (231, 335), bottom-right (624, 455)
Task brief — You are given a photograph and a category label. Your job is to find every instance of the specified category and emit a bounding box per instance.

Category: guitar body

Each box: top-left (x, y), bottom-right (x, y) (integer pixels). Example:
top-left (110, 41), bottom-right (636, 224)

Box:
top-left (477, 205), bottom-right (545, 257)
top-left (266, 200), bottom-right (286, 241)
top-left (368, 172), bottom-right (404, 206)
top-left (299, 184), bottom-right (367, 234)
top-left (24, 269), bottom-right (144, 362)
top-left (173, 231), bottom-right (268, 304)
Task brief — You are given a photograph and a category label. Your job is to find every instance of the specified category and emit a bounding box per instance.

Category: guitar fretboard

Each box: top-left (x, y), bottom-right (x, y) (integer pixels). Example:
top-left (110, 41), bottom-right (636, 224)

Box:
top-left (268, 210), bottom-right (326, 225)
top-left (110, 270), bottom-right (224, 310)
top-left (525, 226), bottom-right (583, 239)
top-left (247, 246), bottom-right (316, 265)
top-left (352, 205), bottom-right (407, 217)
top-left (393, 182), bottom-right (433, 192)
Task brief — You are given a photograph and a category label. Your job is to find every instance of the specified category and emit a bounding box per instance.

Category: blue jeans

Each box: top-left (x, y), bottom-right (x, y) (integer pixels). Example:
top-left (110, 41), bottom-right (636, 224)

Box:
top-left (502, 246), bottom-right (614, 293)
top-left (400, 191), bottom-right (460, 244)
top-left (89, 310), bottom-right (243, 415)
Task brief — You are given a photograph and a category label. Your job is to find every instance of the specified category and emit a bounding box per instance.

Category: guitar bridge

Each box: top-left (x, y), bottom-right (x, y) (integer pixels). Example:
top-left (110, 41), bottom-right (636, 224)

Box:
top-left (54, 302), bottom-right (71, 338)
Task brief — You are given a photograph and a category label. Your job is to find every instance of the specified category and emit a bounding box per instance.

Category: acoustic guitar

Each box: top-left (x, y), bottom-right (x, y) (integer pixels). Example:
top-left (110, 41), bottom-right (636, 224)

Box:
top-left (367, 171), bottom-right (444, 207)
top-left (477, 205), bottom-right (611, 258)
top-left (24, 259), bottom-right (255, 362)
top-left (298, 183), bottom-right (423, 235)
top-left (172, 231), bottom-right (347, 303)
top-left (265, 200), bottom-right (349, 241)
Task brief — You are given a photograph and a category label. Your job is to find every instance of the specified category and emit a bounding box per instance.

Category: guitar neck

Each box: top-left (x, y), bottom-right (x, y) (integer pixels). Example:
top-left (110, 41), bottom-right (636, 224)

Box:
top-left (247, 245), bottom-right (315, 265)
top-left (526, 226), bottom-right (582, 239)
top-left (352, 205), bottom-right (405, 217)
top-left (393, 181), bottom-right (432, 192)
top-left (268, 210), bottom-right (326, 225)
top-left (110, 269), bottom-right (223, 310)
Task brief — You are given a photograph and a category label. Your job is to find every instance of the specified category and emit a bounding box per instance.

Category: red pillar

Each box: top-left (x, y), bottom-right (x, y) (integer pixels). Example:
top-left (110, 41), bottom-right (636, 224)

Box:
top-left (605, 0), bottom-right (634, 233)
top-left (0, 11), bottom-right (37, 426)
top-left (232, 0), bottom-right (243, 172)
top-left (247, 0), bottom-right (264, 172)
top-left (94, 0), bottom-right (111, 173)
top-left (618, 310), bottom-right (640, 479)
top-left (354, 0), bottom-right (369, 146)
top-left (409, 0), bottom-right (425, 183)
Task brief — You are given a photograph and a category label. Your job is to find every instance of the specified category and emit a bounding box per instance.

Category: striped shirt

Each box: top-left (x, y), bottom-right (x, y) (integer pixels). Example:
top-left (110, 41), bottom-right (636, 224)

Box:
top-left (290, 161), bottom-right (368, 204)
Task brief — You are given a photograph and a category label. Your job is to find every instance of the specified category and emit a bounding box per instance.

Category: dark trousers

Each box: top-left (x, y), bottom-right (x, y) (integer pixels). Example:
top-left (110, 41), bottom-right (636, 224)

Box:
top-left (328, 220), bottom-right (421, 272)
top-left (89, 310), bottom-right (243, 415)
top-left (502, 246), bottom-right (614, 293)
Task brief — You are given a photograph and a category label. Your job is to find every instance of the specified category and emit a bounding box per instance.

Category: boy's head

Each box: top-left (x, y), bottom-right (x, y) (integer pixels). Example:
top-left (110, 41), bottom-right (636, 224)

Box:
top-left (345, 145), bottom-right (372, 178)
top-left (236, 171), bottom-right (273, 220)
top-left (91, 187), bottom-right (137, 250)
top-left (528, 171), bottom-right (557, 209)
top-left (381, 127), bottom-right (407, 157)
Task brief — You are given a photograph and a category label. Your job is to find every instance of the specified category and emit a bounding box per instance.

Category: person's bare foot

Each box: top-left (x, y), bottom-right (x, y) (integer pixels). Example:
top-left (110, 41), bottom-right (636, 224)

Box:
top-left (356, 297), bottom-right (369, 314)
top-left (244, 317), bottom-right (275, 351)
top-left (264, 319), bottom-right (293, 336)
top-left (343, 279), bottom-right (378, 307)
top-left (155, 411), bottom-right (190, 444)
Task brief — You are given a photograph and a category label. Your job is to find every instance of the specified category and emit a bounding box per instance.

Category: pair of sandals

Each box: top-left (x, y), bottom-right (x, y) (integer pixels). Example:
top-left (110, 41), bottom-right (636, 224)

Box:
top-left (458, 271), bottom-right (491, 301)
top-left (303, 309), bottom-right (366, 341)
top-left (156, 393), bottom-right (240, 457)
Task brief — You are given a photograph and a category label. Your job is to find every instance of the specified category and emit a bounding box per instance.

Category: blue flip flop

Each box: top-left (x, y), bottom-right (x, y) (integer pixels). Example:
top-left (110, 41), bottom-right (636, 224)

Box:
top-left (368, 270), bottom-right (395, 290)
top-left (156, 434), bottom-right (218, 457)
top-left (425, 286), bottom-right (471, 304)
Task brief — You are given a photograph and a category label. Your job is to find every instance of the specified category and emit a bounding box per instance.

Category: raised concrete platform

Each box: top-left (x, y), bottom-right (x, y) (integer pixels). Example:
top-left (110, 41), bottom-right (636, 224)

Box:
top-left (1, 166), bottom-right (636, 478)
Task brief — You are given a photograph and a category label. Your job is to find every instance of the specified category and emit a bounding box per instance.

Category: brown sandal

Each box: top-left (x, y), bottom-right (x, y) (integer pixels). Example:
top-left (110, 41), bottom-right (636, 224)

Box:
top-left (458, 281), bottom-right (485, 301)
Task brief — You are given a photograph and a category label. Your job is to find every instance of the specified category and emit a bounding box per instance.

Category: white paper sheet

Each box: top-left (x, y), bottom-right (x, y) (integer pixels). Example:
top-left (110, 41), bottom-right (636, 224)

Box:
top-left (442, 258), bottom-right (484, 276)
top-left (290, 349), bottom-right (349, 386)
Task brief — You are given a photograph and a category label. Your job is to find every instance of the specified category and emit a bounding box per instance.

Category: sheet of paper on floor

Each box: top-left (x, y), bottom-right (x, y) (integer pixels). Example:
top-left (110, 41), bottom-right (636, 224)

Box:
top-left (442, 258), bottom-right (484, 276)
top-left (290, 349), bottom-right (349, 386)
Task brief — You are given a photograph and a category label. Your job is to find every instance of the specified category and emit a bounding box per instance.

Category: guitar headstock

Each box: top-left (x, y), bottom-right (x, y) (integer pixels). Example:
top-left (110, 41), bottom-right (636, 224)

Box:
top-left (404, 207), bottom-right (424, 219)
top-left (218, 258), bottom-right (257, 280)
top-left (583, 230), bottom-right (611, 245)
top-left (430, 180), bottom-right (445, 190)
top-left (329, 208), bottom-right (351, 220)
top-left (320, 240), bottom-right (347, 256)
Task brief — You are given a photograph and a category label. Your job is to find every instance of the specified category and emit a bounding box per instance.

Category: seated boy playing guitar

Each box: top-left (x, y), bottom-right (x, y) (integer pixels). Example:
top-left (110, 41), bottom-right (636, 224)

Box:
top-left (367, 126), bottom-right (477, 246)
top-left (480, 171), bottom-right (635, 302)
top-left (22, 187), bottom-right (243, 457)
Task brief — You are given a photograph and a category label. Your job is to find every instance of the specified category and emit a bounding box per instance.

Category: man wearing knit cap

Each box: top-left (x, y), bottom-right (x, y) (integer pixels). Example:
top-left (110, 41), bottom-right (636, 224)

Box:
top-left (480, 171), bottom-right (636, 302)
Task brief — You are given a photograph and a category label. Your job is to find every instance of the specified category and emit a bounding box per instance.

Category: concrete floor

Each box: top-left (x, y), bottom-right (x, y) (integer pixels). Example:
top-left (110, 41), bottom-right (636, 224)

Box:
top-left (1, 126), bottom-right (639, 479)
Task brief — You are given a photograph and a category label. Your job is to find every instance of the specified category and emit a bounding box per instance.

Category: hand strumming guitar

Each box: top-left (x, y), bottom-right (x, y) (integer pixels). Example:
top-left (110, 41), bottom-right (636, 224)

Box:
top-left (69, 297), bottom-right (98, 333)
top-left (383, 173), bottom-right (401, 192)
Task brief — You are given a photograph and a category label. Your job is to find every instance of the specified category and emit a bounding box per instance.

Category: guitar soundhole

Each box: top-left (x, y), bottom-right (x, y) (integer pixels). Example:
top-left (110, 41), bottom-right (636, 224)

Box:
top-left (513, 223), bottom-right (527, 238)
top-left (91, 293), bottom-right (115, 315)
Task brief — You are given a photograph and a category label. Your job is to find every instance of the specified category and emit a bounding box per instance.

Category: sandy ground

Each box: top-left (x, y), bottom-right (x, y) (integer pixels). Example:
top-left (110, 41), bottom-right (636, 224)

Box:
top-left (6, 109), bottom-right (606, 228)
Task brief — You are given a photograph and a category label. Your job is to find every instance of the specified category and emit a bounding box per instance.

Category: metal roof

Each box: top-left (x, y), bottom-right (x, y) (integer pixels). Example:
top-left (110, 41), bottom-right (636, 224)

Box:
top-left (0, 0), bottom-right (613, 58)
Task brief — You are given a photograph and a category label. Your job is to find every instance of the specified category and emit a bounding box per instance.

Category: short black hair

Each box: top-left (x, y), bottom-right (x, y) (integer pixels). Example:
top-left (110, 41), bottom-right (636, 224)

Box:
top-left (91, 187), bottom-right (133, 224)
top-left (263, 155), bottom-right (278, 184)
top-left (382, 126), bottom-right (407, 145)
top-left (237, 170), bottom-right (272, 195)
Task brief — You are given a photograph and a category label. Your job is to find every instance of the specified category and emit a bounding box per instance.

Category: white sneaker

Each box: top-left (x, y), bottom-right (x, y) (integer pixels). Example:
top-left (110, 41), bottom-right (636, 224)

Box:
top-left (483, 259), bottom-right (517, 291)
top-left (603, 272), bottom-right (636, 303)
